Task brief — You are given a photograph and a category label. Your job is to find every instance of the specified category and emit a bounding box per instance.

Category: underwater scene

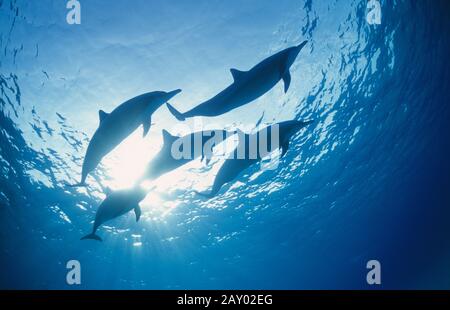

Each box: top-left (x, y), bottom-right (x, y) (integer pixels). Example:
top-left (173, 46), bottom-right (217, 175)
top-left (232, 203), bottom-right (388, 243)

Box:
top-left (1, 0), bottom-right (450, 289)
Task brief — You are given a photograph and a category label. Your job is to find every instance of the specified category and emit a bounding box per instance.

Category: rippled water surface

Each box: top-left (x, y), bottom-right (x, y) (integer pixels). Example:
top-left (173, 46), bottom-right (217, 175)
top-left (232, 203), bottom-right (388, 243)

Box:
top-left (1, 0), bottom-right (450, 289)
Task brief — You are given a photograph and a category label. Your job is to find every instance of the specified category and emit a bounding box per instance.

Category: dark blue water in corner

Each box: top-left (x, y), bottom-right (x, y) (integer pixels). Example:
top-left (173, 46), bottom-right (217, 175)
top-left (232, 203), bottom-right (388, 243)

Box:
top-left (1, 0), bottom-right (450, 289)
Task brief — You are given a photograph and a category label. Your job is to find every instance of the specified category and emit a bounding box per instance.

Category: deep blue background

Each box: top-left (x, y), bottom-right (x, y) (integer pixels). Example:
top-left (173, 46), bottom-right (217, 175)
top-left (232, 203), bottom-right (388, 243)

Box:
top-left (1, 0), bottom-right (450, 289)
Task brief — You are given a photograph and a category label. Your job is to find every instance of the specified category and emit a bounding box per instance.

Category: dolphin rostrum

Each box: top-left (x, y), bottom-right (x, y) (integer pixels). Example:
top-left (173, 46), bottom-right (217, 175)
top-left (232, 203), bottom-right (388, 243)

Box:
top-left (166, 41), bottom-right (307, 121)
top-left (140, 129), bottom-right (232, 181)
top-left (72, 89), bottom-right (182, 186)
top-left (195, 119), bottom-right (314, 198)
top-left (81, 187), bottom-right (147, 241)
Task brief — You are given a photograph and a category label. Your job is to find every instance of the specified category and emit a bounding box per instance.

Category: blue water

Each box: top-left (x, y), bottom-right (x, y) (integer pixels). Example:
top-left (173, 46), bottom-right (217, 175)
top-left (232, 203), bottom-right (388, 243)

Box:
top-left (1, 0), bottom-right (450, 289)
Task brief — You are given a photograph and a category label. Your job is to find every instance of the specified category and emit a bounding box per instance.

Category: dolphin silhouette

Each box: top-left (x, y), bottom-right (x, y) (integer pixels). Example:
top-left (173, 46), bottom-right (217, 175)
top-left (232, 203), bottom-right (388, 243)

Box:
top-left (166, 41), bottom-right (307, 121)
top-left (81, 187), bottom-right (147, 241)
top-left (141, 129), bottom-right (232, 181)
top-left (195, 119), bottom-right (314, 198)
top-left (71, 89), bottom-right (182, 187)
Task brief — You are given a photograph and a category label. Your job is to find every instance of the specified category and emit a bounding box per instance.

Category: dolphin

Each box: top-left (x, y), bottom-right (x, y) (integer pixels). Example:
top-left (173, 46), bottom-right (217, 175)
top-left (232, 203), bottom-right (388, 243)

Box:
top-left (71, 89), bottom-right (182, 187)
top-left (141, 129), bottom-right (232, 181)
top-left (195, 119), bottom-right (314, 198)
top-left (166, 41), bottom-right (308, 121)
top-left (81, 187), bottom-right (147, 241)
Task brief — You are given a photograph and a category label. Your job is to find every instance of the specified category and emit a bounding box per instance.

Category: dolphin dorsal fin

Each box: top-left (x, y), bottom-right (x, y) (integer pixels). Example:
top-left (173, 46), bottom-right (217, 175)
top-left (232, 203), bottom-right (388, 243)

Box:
top-left (230, 68), bottom-right (246, 82)
top-left (162, 129), bottom-right (176, 144)
top-left (98, 110), bottom-right (109, 124)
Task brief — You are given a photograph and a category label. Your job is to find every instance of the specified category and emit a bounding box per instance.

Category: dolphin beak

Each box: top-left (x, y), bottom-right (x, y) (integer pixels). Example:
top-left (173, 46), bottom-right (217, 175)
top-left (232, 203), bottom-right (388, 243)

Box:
top-left (288, 40), bottom-right (308, 65)
top-left (166, 89), bottom-right (182, 100)
top-left (297, 40), bottom-right (308, 51)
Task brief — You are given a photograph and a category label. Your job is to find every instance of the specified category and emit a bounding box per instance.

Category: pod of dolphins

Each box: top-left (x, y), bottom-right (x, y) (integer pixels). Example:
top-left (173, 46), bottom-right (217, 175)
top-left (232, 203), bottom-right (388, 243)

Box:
top-left (76, 41), bottom-right (313, 241)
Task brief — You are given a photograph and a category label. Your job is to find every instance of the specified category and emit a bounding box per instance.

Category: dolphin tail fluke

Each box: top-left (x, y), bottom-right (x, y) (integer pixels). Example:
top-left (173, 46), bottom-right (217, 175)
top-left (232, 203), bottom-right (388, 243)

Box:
top-left (66, 181), bottom-right (87, 188)
top-left (297, 40), bottom-right (308, 50)
top-left (67, 172), bottom-right (88, 188)
top-left (81, 233), bottom-right (102, 241)
top-left (166, 103), bottom-right (186, 121)
top-left (194, 190), bottom-right (214, 199)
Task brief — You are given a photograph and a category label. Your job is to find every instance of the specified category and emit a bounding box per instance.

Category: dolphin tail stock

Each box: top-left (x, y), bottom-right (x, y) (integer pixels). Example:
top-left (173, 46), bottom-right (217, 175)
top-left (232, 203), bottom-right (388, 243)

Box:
top-left (166, 103), bottom-right (186, 121)
top-left (81, 232), bottom-right (102, 242)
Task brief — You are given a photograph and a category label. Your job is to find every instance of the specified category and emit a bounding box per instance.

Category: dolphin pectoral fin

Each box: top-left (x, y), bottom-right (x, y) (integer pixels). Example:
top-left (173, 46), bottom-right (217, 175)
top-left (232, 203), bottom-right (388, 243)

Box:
top-left (230, 68), bottom-right (246, 82)
top-left (203, 152), bottom-right (213, 165)
top-left (81, 233), bottom-right (102, 241)
top-left (98, 110), bottom-right (109, 124)
top-left (281, 140), bottom-right (290, 158)
top-left (134, 206), bottom-right (142, 222)
top-left (282, 71), bottom-right (291, 93)
top-left (142, 118), bottom-right (151, 137)
top-left (166, 103), bottom-right (186, 121)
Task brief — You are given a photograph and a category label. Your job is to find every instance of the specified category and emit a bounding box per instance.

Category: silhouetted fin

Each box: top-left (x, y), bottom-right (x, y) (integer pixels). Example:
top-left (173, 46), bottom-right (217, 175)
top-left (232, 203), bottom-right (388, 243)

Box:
top-left (142, 116), bottom-right (151, 137)
top-left (98, 110), bottom-right (109, 124)
top-left (66, 181), bottom-right (87, 188)
top-left (230, 68), bottom-right (246, 82)
top-left (281, 139), bottom-right (290, 158)
top-left (166, 103), bottom-right (185, 121)
top-left (201, 151), bottom-right (213, 165)
top-left (162, 129), bottom-right (177, 144)
top-left (282, 71), bottom-right (291, 93)
top-left (194, 190), bottom-right (214, 199)
top-left (134, 206), bottom-right (141, 222)
top-left (81, 233), bottom-right (102, 241)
